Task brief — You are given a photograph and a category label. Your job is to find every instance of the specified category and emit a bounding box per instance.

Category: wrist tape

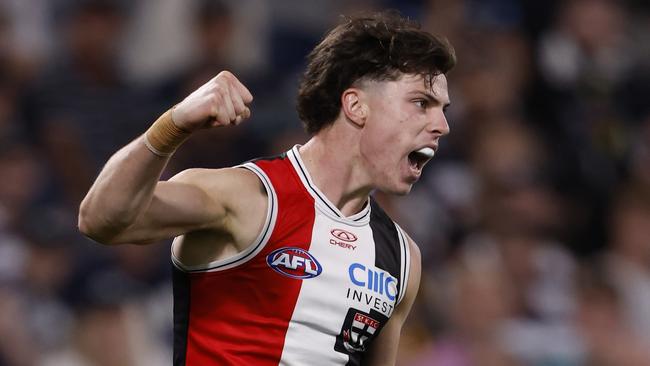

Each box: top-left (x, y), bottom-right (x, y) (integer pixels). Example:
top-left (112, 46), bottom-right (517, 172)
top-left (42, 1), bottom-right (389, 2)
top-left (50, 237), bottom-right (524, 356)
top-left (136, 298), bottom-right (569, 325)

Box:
top-left (143, 109), bottom-right (191, 157)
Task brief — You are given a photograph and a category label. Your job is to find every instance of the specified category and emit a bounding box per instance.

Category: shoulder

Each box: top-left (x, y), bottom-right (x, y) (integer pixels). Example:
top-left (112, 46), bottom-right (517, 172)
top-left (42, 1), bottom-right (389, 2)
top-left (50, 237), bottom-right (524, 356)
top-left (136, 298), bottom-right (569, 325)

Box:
top-left (169, 167), bottom-right (266, 212)
top-left (368, 198), bottom-right (422, 304)
top-left (370, 199), bottom-right (421, 267)
top-left (403, 232), bottom-right (422, 308)
top-left (394, 229), bottom-right (421, 321)
top-left (396, 227), bottom-right (422, 284)
top-left (404, 232), bottom-right (422, 279)
top-left (170, 167), bottom-right (264, 193)
top-left (368, 197), bottom-right (421, 273)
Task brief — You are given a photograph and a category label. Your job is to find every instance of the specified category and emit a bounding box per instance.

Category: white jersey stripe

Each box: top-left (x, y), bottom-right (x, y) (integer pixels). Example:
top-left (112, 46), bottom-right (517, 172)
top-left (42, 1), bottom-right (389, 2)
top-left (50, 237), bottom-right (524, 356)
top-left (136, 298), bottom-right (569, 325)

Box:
top-left (278, 212), bottom-right (375, 365)
top-left (395, 224), bottom-right (410, 305)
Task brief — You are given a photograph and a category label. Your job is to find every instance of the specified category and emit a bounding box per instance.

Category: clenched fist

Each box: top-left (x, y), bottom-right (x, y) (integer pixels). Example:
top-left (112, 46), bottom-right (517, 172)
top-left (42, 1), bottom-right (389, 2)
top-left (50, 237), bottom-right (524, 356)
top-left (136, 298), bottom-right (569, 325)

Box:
top-left (171, 71), bottom-right (254, 131)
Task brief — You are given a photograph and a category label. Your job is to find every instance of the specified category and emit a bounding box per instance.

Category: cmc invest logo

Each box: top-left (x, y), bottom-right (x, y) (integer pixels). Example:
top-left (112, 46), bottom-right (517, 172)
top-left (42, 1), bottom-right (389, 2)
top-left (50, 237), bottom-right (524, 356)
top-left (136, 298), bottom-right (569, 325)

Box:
top-left (330, 229), bottom-right (358, 242)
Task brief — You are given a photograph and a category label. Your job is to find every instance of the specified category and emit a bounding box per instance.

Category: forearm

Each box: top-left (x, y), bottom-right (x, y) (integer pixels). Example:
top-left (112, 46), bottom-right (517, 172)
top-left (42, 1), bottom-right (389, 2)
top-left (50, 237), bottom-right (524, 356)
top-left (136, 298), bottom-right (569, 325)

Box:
top-left (78, 71), bottom-right (253, 243)
top-left (78, 136), bottom-right (171, 242)
top-left (79, 109), bottom-right (190, 243)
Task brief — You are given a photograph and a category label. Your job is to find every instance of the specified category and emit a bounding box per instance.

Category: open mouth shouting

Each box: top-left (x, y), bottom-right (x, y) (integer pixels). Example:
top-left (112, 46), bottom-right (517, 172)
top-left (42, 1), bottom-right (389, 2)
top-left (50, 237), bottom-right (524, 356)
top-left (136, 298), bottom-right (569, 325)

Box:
top-left (407, 146), bottom-right (435, 178)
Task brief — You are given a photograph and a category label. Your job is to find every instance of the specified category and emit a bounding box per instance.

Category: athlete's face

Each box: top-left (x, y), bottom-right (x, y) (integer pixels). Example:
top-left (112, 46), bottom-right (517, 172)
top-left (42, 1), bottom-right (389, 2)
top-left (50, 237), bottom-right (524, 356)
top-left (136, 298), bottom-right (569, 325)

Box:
top-left (359, 73), bottom-right (450, 195)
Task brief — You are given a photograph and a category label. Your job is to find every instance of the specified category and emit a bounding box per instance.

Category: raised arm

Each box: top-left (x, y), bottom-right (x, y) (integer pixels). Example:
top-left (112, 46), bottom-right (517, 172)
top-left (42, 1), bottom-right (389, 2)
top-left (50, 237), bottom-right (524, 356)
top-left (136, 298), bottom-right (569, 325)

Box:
top-left (78, 71), bottom-right (253, 245)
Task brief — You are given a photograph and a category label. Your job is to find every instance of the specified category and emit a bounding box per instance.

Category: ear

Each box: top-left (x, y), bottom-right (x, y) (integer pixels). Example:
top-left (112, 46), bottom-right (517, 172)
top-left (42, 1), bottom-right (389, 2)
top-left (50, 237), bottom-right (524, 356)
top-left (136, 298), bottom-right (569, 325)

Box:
top-left (341, 88), bottom-right (368, 128)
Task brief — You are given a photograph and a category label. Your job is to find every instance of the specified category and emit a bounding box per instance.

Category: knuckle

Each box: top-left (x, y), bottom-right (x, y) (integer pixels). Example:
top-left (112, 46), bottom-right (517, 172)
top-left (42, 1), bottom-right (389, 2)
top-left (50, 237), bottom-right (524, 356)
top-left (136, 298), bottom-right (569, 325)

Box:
top-left (217, 70), bottom-right (233, 80)
top-left (232, 98), bottom-right (244, 109)
top-left (211, 83), bottom-right (223, 95)
top-left (208, 94), bottom-right (219, 106)
top-left (207, 78), bottom-right (220, 90)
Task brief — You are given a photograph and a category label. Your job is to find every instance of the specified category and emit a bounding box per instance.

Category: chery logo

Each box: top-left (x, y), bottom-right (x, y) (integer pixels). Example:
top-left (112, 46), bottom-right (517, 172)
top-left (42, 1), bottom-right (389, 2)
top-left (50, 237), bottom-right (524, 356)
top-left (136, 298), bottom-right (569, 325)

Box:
top-left (330, 229), bottom-right (358, 250)
top-left (331, 229), bottom-right (358, 242)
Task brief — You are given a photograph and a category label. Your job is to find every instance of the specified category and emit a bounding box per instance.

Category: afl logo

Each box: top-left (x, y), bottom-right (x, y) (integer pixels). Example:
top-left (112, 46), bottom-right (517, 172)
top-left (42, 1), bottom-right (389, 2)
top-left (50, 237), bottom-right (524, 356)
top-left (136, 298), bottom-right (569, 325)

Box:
top-left (331, 229), bottom-right (358, 242)
top-left (266, 247), bottom-right (323, 279)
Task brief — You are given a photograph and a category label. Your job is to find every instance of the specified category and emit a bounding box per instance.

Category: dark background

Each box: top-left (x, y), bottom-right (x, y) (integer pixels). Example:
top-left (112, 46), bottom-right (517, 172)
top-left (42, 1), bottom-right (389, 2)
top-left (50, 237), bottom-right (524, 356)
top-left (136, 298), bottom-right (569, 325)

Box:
top-left (1, 0), bottom-right (650, 365)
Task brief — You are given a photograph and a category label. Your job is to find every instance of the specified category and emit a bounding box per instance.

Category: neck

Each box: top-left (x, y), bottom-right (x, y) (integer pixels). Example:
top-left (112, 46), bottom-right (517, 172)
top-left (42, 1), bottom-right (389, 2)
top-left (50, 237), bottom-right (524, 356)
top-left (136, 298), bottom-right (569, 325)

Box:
top-left (298, 122), bottom-right (372, 216)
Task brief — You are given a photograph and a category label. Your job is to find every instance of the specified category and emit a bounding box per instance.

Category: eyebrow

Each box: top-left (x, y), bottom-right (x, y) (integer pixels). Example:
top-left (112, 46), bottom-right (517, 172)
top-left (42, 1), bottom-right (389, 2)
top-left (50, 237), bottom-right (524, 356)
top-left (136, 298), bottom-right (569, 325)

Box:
top-left (408, 90), bottom-right (451, 109)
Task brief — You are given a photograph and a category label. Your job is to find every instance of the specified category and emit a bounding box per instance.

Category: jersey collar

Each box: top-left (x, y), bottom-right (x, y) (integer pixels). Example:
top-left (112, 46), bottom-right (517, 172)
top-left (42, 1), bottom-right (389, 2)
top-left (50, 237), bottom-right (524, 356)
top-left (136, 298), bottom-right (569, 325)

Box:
top-left (287, 145), bottom-right (371, 225)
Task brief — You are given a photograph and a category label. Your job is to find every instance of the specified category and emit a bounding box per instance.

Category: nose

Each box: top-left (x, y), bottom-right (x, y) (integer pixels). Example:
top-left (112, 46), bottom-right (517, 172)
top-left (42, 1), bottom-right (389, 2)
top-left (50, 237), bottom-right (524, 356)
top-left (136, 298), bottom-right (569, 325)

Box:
top-left (429, 108), bottom-right (450, 137)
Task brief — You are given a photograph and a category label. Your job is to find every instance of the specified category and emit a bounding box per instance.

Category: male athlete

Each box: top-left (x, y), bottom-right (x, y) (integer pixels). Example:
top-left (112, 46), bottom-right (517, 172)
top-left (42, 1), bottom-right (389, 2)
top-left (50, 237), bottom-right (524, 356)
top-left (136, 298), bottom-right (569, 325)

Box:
top-left (79, 11), bottom-right (455, 366)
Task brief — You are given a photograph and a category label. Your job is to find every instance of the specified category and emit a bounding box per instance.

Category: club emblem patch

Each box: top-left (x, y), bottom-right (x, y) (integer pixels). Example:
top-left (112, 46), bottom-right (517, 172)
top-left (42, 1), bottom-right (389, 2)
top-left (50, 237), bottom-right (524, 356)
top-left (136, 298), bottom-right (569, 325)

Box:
top-left (335, 308), bottom-right (387, 357)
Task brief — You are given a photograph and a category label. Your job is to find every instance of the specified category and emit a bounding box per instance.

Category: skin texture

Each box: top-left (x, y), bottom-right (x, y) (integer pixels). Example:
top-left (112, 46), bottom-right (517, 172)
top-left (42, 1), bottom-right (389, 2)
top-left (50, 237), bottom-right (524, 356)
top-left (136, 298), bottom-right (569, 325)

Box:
top-left (358, 74), bottom-right (450, 195)
top-left (298, 74), bottom-right (450, 216)
top-left (78, 70), bottom-right (450, 365)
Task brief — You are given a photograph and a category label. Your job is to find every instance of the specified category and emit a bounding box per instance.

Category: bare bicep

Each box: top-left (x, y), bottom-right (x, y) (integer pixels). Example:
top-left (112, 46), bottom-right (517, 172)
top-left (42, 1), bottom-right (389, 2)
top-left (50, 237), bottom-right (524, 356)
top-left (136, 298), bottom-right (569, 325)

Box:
top-left (111, 167), bottom-right (267, 246)
top-left (110, 180), bottom-right (225, 243)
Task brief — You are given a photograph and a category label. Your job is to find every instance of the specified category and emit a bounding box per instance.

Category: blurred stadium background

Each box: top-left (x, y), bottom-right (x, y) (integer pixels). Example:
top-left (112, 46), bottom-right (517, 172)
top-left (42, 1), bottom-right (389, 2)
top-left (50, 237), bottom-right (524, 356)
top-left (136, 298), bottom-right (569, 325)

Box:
top-left (1, 0), bottom-right (650, 365)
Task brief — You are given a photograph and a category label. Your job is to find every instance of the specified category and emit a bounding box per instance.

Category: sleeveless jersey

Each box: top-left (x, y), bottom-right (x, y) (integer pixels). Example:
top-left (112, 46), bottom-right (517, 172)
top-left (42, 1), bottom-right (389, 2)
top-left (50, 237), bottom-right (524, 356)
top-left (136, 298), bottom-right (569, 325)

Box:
top-left (172, 146), bottom-right (411, 365)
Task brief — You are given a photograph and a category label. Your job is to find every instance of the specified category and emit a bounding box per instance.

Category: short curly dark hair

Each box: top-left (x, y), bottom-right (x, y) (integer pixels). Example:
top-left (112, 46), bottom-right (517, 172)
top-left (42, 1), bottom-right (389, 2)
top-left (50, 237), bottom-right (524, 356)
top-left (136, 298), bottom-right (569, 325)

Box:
top-left (296, 11), bottom-right (456, 134)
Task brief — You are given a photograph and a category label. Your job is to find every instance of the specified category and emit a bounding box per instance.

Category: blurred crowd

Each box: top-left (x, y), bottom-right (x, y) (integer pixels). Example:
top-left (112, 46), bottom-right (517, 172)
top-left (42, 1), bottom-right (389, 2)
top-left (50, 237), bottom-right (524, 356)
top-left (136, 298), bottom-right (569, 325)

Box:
top-left (0, 0), bottom-right (649, 365)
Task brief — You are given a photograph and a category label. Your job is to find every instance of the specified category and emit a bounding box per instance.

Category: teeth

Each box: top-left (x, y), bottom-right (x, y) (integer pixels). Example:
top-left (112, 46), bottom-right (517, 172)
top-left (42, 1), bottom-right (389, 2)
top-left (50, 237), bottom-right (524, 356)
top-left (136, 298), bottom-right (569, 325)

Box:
top-left (415, 147), bottom-right (434, 158)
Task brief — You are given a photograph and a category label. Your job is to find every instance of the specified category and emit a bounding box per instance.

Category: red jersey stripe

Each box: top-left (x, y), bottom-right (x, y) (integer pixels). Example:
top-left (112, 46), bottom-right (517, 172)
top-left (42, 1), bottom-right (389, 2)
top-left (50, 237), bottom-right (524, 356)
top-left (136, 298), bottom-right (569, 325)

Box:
top-left (181, 156), bottom-right (317, 365)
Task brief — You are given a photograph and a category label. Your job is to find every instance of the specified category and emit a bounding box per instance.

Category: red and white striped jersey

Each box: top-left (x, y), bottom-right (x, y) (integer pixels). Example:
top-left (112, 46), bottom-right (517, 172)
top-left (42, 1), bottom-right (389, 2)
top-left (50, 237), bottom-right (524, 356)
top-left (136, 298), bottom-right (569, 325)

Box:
top-left (172, 146), bottom-right (412, 365)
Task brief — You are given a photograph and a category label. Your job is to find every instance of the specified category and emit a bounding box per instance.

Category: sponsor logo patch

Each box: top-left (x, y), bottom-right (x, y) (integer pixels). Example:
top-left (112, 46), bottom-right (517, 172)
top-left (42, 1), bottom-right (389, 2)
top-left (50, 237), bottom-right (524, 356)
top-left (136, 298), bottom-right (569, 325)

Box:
top-left (330, 229), bottom-right (358, 242)
top-left (329, 229), bottom-right (358, 250)
top-left (266, 247), bottom-right (322, 279)
top-left (348, 263), bottom-right (398, 301)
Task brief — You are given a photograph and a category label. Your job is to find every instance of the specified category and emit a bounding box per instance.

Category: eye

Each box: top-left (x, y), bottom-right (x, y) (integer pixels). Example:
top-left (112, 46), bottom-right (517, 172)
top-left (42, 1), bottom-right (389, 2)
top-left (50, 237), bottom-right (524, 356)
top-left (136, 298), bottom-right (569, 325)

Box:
top-left (414, 99), bottom-right (428, 109)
